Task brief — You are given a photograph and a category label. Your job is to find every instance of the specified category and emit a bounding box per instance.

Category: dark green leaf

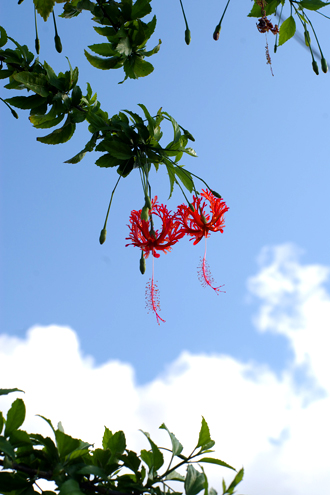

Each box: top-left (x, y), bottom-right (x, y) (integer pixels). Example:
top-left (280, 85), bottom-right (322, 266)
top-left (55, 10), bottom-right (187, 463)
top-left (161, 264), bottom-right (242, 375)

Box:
top-left (59, 479), bottom-right (84, 495)
top-left (95, 153), bottom-right (119, 168)
top-left (88, 43), bottom-right (117, 57)
top-left (5, 95), bottom-right (46, 110)
top-left (131, 56), bottom-right (154, 77)
top-left (197, 417), bottom-right (212, 449)
top-left (29, 434), bottom-right (59, 461)
top-left (12, 72), bottom-right (49, 97)
top-left (84, 50), bottom-right (123, 70)
top-left (174, 166), bottom-right (194, 192)
top-left (0, 388), bottom-right (24, 396)
top-left (0, 26), bottom-right (8, 48)
top-left (101, 139), bottom-right (133, 159)
top-left (184, 465), bottom-right (205, 495)
top-left (77, 465), bottom-right (108, 478)
top-left (44, 61), bottom-right (63, 91)
top-left (299, 0), bottom-right (329, 9)
top-left (0, 472), bottom-right (30, 491)
top-left (37, 117), bottom-right (76, 144)
top-left (159, 424), bottom-right (183, 456)
top-left (279, 16), bottom-right (296, 46)
top-left (122, 450), bottom-right (141, 473)
top-left (9, 429), bottom-right (32, 447)
top-left (198, 457), bottom-right (236, 472)
top-left (0, 412), bottom-right (3, 434)
top-left (36, 415), bottom-right (56, 434)
top-left (5, 398), bottom-right (25, 437)
top-left (0, 436), bottom-right (15, 458)
top-left (131, 0), bottom-right (152, 19)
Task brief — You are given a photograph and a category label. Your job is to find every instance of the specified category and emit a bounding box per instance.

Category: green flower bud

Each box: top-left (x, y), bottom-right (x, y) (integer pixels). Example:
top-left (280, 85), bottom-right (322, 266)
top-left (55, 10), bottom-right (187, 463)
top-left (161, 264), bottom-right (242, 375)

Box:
top-left (211, 190), bottom-right (222, 199)
top-left (99, 228), bottom-right (107, 245)
top-left (141, 205), bottom-right (149, 221)
top-left (144, 195), bottom-right (152, 210)
top-left (54, 34), bottom-right (62, 53)
top-left (201, 214), bottom-right (207, 224)
top-left (312, 60), bottom-right (319, 75)
top-left (35, 37), bottom-right (40, 55)
top-left (189, 203), bottom-right (195, 212)
top-left (274, 43), bottom-right (277, 53)
top-left (140, 252), bottom-right (146, 274)
top-left (321, 57), bottom-right (328, 74)
top-left (185, 28), bottom-right (191, 45)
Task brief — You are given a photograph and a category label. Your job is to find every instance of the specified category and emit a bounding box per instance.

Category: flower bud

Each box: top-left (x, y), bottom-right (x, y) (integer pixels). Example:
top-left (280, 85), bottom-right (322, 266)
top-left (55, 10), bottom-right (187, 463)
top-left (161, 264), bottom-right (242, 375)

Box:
top-left (189, 203), bottom-right (195, 212)
top-left (312, 60), bottom-right (319, 75)
top-left (144, 195), bottom-right (152, 210)
top-left (141, 205), bottom-right (149, 221)
top-left (54, 34), bottom-right (62, 53)
top-left (211, 190), bottom-right (222, 199)
top-left (183, 129), bottom-right (195, 141)
top-left (99, 228), bottom-right (107, 245)
top-left (140, 252), bottom-right (146, 274)
top-left (213, 26), bottom-right (221, 41)
top-left (201, 214), bottom-right (207, 224)
top-left (321, 57), bottom-right (328, 74)
top-left (274, 43), bottom-right (277, 53)
top-left (35, 37), bottom-right (40, 55)
top-left (185, 28), bottom-right (191, 45)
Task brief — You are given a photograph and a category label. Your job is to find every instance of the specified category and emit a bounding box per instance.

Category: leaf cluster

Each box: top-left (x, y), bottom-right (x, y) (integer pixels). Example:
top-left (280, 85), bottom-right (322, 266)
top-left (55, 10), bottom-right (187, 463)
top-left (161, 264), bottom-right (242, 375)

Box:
top-left (0, 390), bottom-right (244, 495)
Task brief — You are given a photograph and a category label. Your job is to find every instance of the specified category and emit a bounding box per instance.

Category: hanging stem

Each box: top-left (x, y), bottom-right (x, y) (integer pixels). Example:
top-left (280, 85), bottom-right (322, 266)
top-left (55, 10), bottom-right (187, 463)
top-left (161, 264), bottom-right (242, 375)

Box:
top-left (99, 175), bottom-right (121, 244)
top-left (34, 6), bottom-right (40, 54)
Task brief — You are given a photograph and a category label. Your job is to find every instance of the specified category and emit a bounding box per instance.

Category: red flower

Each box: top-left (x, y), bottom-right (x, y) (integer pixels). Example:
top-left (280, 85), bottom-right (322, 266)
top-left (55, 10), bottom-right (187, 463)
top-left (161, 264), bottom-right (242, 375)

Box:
top-left (176, 189), bottom-right (229, 245)
top-left (177, 189), bottom-right (229, 292)
top-left (126, 197), bottom-right (185, 324)
top-left (126, 197), bottom-right (185, 258)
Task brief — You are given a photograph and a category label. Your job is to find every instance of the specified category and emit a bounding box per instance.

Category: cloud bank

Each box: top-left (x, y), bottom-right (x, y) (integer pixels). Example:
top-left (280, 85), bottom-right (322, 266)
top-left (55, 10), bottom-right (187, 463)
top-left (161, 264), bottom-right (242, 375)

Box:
top-left (1, 244), bottom-right (329, 495)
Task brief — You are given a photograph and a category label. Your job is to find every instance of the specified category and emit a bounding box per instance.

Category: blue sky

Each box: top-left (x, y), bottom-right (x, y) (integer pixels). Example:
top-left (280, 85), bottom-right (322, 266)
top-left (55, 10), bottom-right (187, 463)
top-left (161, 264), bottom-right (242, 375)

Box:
top-left (1, 2), bottom-right (330, 493)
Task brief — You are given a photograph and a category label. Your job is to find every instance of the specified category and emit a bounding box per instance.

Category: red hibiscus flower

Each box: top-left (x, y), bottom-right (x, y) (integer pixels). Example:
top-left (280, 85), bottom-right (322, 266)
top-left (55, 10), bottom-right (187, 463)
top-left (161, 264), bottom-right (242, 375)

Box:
top-left (177, 189), bottom-right (229, 292)
top-left (126, 197), bottom-right (185, 324)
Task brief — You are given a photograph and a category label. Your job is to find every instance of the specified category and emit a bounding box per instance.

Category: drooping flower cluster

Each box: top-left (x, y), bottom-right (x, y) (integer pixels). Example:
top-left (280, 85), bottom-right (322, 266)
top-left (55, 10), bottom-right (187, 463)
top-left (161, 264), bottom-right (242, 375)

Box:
top-left (126, 190), bottom-right (229, 324)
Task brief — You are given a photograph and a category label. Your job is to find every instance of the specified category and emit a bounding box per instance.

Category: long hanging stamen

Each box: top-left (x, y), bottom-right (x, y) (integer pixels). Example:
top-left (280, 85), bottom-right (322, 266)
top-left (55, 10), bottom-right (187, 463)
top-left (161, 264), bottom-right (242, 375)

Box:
top-left (198, 237), bottom-right (225, 293)
top-left (145, 255), bottom-right (165, 324)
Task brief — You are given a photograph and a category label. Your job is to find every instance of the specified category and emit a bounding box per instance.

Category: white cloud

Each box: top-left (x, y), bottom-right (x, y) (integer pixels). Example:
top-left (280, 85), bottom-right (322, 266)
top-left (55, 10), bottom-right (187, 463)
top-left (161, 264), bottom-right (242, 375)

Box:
top-left (1, 244), bottom-right (330, 495)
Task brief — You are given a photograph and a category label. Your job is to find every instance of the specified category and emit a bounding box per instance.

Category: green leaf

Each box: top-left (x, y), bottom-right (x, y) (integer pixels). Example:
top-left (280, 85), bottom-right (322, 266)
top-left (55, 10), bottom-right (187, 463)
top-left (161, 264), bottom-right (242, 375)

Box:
top-left (174, 166), bottom-right (194, 193)
top-left (0, 412), bottom-right (3, 434)
top-left (139, 430), bottom-right (164, 470)
top-left (9, 429), bottom-right (32, 447)
top-left (30, 433), bottom-right (59, 461)
top-left (34, 0), bottom-right (56, 21)
top-left (0, 436), bottom-right (15, 458)
top-left (59, 479), bottom-right (84, 495)
top-left (197, 417), bottom-right (213, 450)
top-left (165, 161), bottom-right (175, 199)
top-left (84, 50), bottom-right (123, 70)
top-left (5, 398), bottom-right (25, 437)
top-left (95, 153), bottom-right (119, 168)
top-left (36, 415), bottom-right (56, 434)
top-left (132, 0), bottom-right (152, 19)
top-left (55, 429), bottom-right (80, 459)
top-left (0, 472), bottom-right (30, 491)
top-left (184, 465), bottom-right (205, 495)
top-left (248, 0), bottom-right (281, 17)
top-left (131, 56), bottom-right (154, 77)
top-left (198, 457), bottom-right (236, 472)
top-left (12, 72), bottom-right (49, 97)
top-left (226, 468), bottom-right (244, 492)
top-left (0, 26), bottom-right (8, 48)
top-left (5, 95), bottom-right (46, 110)
top-left (0, 388), bottom-right (24, 396)
top-left (165, 470), bottom-right (185, 482)
top-left (299, 0), bottom-right (329, 9)
top-left (37, 117), bottom-right (76, 144)
top-left (77, 465), bottom-right (108, 478)
top-left (101, 139), bottom-right (133, 159)
top-left (279, 16), bottom-right (296, 46)
top-left (159, 424), bottom-right (183, 456)
top-left (88, 43), bottom-right (117, 57)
